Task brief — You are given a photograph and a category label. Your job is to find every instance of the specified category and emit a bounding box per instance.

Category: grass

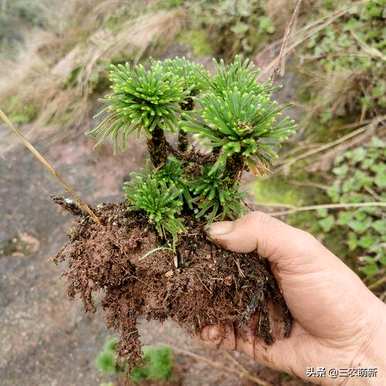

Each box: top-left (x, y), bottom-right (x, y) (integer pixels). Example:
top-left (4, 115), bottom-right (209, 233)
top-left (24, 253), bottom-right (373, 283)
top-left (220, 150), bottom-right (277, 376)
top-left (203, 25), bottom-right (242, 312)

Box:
top-left (0, 0), bottom-right (185, 138)
top-left (254, 177), bottom-right (304, 207)
top-left (2, 96), bottom-right (37, 124)
top-left (296, 0), bottom-right (386, 129)
top-left (178, 29), bottom-right (213, 56)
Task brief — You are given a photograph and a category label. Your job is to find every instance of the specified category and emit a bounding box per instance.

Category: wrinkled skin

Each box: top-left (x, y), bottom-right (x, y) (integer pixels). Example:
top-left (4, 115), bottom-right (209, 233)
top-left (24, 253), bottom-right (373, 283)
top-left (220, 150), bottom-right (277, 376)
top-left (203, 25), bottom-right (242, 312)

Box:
top-left (201, 211), bottom-right (386, 385)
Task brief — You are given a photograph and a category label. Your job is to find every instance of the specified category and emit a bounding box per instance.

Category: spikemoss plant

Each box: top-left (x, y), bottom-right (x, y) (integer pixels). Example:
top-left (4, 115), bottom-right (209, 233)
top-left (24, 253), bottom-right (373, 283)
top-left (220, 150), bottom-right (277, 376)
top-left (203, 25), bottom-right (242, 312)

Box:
top-left (96, 338), bottom-right (174, 384)
top-left (91, 56), bottom-right (295, 242)
top-left (130, 345), bottom-right (173, 383)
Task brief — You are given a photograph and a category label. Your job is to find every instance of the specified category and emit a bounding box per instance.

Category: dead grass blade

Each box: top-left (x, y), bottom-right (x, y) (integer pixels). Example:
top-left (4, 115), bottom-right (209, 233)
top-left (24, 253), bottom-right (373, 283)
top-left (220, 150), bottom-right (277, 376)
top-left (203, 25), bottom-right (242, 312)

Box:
top-left (0, 109), bottom-right (101, 225)
top-left (0, 6), bottom-right (184, 147)
top-left (268, 202), bottom-right (386, 217)
top-left (275, 115), bottom-right (386, 173)
top-left (258, 6), bottom-right (350, 81)
top-left (350, 30), bottom-right (386, 62)
top-left (272, 0), bottom-right (302, 80)
top-left (167, 344), bottom-right (272, 386)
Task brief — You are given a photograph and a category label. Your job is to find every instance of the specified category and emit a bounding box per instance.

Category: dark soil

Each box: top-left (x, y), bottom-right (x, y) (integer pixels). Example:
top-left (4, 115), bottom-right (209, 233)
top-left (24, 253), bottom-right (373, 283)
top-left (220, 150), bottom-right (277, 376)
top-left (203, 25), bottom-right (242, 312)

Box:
top-left (55, 202), bottom-right (292, 369)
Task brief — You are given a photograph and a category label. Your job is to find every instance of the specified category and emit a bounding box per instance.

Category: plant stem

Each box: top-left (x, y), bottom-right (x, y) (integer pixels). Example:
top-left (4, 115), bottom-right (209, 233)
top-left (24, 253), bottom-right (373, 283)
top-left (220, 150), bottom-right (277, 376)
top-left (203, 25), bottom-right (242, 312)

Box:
top-left (368, 275), bottom-right (386, 291)
top-left (177, 131), bottom-right (188, 152)
top-left (177, 96), bottom-right (194, 152)
top-left (147, 126), bottom-right (169, 167)
top-left (268, 202), bottom-right (386, 216)
top-left (224, 153), bottom-right (244, 183)
top-left (0, 109), bottom-right (101, 225)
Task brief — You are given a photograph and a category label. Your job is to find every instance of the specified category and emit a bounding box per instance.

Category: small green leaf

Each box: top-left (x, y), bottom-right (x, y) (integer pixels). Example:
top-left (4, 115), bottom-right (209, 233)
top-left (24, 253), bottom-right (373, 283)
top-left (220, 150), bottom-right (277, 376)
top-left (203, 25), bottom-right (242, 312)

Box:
top-left (360, 263), bottom-right (378, 278)
top-left (354, 210), bottom-right (368, 221)
top-left (318, 215), bottom-right (335, 232)
top-left (347, 232), bottom-right (358, 251)
top-left (350, 147), bottom-right (366, 163)
top-left (327, 184), bottom-right (340, 202)
top-left (231, 22), bottom-right (249, 34)
top-left (332, 164), bottom-right (349, 177)
top-left (337, 211), bottom-right (353, 225)
top-left (348, 220), bottom-right (370, 233)
top-left (358, 235), bottom-right (375, 249)
top-left (317, 208), bottom-right (328, 218)
top-left (375, 172), bottom-right (386, 188)
top-left (370, 136), bottom-right (384, 148)
top-left (372, 219), bottom-right (386, 234)
top-left (258, 16), bottom-right (275, 34)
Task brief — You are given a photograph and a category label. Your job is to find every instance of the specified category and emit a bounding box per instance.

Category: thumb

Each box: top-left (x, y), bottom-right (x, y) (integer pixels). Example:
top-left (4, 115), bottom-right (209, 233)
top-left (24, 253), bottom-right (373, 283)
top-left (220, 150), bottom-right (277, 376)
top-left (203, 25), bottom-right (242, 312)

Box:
top-left (206, 211), bottom-right (326, 271)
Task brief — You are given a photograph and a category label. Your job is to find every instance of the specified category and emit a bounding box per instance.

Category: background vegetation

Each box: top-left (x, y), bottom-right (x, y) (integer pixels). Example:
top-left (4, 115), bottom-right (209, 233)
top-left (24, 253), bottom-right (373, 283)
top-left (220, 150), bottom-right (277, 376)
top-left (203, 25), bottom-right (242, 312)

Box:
top-left (1, 0), bottom-right (385, 384)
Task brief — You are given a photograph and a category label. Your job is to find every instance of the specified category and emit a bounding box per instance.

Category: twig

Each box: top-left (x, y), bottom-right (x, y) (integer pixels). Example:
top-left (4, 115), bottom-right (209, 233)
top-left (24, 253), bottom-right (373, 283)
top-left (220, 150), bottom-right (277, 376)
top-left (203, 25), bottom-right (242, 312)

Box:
top-left (368, 275), bottom-right (386, 291)
top-left (223, 351), bottom-right (257, 378)
top-left (289, 180), bottom-right (329, 191)
top-left (350, 30), bottom-right (386, 62)
top-left (256, 202), bottom-right (296, 209)
top-left (0, 109), bottom-right (101, 225)
top-left (195, 273), bottom-right (211, 294)
top-left (275, 115), bottom-right (385, 171)
top-left (277, 127), bottom-right (366, 168)
top-left (258, 6), bottom-right (349, 81)
top-left (139, 246), bottom-right (173, 261)
top-left (364, 186), bottom-right (382, 201)
top-left (269, 202), bottom-right (386, 216)
top-left (273, 0), bottom-right (302, 80)
top-left (168, 344), bottom-right (272, 386)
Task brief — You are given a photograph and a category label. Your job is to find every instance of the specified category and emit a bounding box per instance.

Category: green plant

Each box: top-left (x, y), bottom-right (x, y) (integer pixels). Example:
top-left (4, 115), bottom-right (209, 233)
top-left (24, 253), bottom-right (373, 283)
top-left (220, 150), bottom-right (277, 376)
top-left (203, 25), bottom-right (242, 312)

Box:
top-left (123, 171), bottom-right (185, 242)
top-left (317, 137), bottom-right (386, 282)
top-left (93, 56), bottom-right (295, 243)
top-left (2, 96), bottom-right (37, 125)
top-left (191, 166), bottom-right (245, 221)
top-left (182, 58), bottom-right (295, 177)
top-left (130, 346), bottom-right (173, 383)
top-left (153, 57), bottom-right (208, 95)
top-left (96, 339), bottom-right (174, 384)
top-left (301, 0), bottom-right (386, 125)
top-left (186, 0), bottom-right (277, 57)
top-left (157, 0), bottom-right (185, 9)
top-left (96, 337), bottom-right (121, 374)
top-left (178, 29), bottom-right (213, 57)
top-left (90, 62), bottom-right (186, 152)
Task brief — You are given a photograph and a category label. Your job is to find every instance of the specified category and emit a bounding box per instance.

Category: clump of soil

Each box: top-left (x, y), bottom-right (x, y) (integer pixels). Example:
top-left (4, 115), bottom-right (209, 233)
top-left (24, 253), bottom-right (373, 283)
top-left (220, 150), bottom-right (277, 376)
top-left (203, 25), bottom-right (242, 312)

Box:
top-left (54, 202), bottom-right (292, 368)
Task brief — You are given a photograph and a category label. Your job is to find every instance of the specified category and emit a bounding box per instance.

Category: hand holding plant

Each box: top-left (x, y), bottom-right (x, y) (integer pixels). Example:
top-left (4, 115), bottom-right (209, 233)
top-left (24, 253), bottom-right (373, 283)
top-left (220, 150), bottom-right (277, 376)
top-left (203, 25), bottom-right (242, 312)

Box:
top-left (203, 211), bottom-right (386, 385)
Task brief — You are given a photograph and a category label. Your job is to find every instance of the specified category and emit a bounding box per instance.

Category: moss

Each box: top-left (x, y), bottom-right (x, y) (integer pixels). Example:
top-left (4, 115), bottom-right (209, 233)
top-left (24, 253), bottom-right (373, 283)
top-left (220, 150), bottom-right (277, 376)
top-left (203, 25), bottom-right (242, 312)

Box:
top-left (254, 177), bottom-right (304, 207)
top-left (157, 0), bottom-right (185, 9)
top-left (130, 346), bottom-right (173, 383)
top-left (178, 29), bottom-right (213, 56)
top-left (3, 96), bottom-right (38, 125)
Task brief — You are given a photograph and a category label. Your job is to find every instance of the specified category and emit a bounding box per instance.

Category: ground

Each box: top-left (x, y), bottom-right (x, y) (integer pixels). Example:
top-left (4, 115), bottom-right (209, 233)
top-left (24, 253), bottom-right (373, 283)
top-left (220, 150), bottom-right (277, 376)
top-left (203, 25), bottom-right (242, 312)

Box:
top-left (0, 125), bottom-right (309, 385)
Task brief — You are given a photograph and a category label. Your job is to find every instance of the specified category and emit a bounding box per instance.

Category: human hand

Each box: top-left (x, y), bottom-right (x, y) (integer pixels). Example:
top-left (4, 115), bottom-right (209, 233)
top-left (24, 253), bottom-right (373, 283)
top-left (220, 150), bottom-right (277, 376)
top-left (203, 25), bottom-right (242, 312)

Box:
top-left (201, 211), bottom-right (386, 385)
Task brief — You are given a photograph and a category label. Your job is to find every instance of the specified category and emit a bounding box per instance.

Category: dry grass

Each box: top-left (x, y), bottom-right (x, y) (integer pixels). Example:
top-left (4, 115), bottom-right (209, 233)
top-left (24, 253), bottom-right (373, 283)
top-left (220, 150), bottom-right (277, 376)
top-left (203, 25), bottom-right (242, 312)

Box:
top-left (0, 0), bottom-right (185, 144)
top-left (302, 69), bottom-right (367, 122)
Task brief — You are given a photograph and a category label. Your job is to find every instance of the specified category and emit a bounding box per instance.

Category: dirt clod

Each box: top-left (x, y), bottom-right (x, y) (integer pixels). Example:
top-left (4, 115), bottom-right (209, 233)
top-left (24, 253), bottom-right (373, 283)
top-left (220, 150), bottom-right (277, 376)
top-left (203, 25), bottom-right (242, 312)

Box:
top-left (55, 203), bottom-right (292, 369)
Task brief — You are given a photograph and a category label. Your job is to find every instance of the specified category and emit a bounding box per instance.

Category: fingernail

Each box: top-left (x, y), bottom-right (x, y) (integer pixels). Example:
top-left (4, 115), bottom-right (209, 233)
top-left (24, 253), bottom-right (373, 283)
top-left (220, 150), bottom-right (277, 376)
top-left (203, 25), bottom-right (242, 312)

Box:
top-left (206, 221), bottom-right (235, 237)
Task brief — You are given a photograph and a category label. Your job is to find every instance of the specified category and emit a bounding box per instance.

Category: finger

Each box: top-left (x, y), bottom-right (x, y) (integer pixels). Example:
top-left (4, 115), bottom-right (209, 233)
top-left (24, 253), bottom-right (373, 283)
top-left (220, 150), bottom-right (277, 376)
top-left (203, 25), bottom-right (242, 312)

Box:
top-left (206, 211), bottom-right (340, 271)
top-left (200, 325), bottom-right (235, 350)
top-left (200, 324), bottom-right (299, 373)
